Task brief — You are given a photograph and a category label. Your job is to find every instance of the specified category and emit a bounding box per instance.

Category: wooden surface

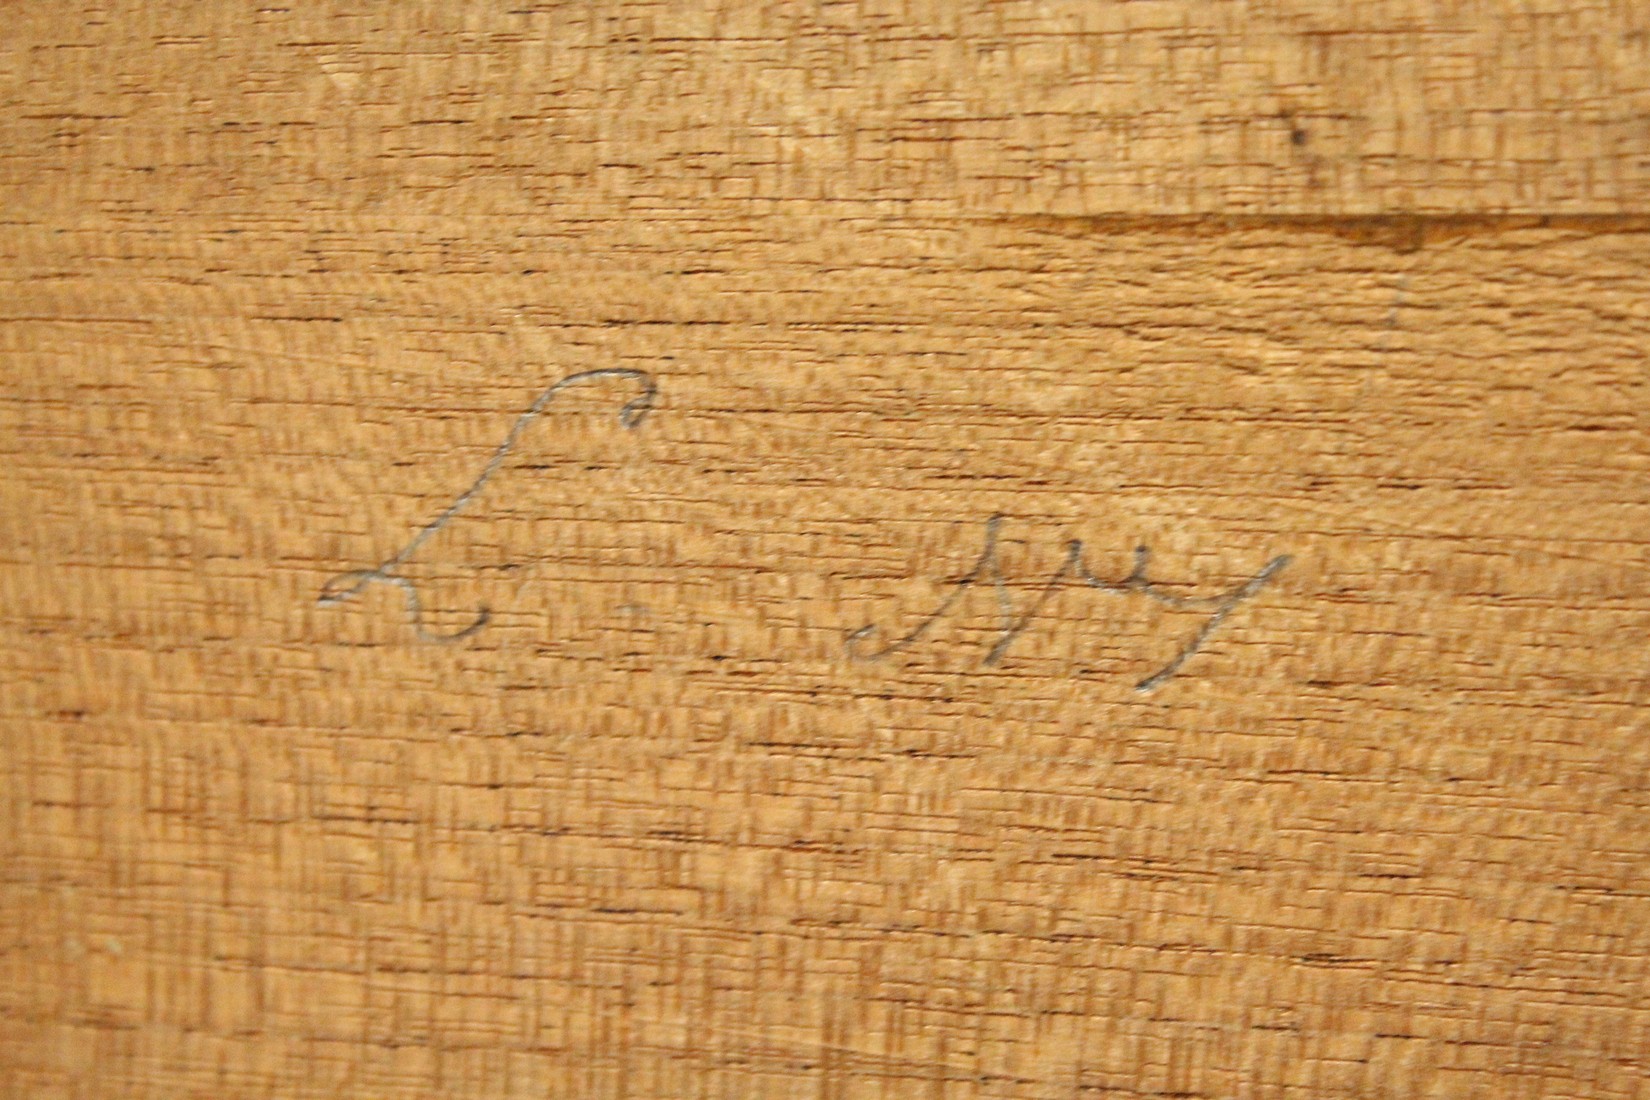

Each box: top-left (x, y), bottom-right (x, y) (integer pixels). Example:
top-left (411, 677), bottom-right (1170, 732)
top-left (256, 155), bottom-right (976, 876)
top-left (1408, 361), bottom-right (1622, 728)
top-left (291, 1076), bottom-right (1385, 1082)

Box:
top-left (5, 4), bottom-right (1650, 1098)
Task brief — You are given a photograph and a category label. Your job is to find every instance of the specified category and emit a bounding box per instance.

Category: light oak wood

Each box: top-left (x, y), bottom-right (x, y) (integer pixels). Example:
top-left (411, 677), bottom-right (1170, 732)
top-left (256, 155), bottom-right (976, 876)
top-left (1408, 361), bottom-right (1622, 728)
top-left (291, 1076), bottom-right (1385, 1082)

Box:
top-left (4, 4), bottom-right (1650, 1098)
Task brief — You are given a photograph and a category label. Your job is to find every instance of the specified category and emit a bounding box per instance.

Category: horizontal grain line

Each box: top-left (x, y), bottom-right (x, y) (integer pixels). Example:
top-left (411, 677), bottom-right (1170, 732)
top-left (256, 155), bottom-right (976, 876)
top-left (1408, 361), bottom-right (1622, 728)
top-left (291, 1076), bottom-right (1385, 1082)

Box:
top-left (997, 213), bottom-right (1650, 251)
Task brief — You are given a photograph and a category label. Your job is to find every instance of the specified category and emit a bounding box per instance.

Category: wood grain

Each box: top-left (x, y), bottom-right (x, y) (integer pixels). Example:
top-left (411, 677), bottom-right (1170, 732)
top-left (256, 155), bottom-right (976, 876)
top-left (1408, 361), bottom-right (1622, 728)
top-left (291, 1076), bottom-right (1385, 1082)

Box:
top-left (4, 4), bottom-right (1650, 1098)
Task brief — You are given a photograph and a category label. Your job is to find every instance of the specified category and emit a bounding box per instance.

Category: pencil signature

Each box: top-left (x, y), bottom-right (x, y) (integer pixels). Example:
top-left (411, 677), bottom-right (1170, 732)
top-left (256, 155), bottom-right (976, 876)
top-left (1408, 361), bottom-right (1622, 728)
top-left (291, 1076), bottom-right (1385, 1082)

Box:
top-left (315, 372), bottom-right (1290, 693)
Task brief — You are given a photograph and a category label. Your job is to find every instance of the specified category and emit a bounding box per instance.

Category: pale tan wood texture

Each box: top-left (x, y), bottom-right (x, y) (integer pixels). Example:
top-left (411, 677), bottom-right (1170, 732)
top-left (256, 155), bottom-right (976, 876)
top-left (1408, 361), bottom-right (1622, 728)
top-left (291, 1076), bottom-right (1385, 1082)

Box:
top-left (4, 4), bottom-right (1650, 1099)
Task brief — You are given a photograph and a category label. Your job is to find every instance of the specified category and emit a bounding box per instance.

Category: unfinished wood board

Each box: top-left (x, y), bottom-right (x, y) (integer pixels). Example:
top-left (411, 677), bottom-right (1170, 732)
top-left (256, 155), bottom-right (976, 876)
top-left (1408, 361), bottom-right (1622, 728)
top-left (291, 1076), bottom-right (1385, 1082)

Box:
top-left (6, 0), bottom-right (1650, 216)
top-left (3, 5), bottom-right (1649, 1100)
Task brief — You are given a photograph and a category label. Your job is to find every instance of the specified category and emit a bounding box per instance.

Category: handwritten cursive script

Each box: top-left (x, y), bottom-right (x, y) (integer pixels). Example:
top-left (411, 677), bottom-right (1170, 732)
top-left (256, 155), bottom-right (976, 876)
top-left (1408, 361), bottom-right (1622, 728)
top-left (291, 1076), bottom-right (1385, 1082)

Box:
top-left (846, 514), bottom-right (1290, 691)
top-left (316, 369), bottom-right (1291, 693)
top-left (317, 368), bottom-right (657, 640)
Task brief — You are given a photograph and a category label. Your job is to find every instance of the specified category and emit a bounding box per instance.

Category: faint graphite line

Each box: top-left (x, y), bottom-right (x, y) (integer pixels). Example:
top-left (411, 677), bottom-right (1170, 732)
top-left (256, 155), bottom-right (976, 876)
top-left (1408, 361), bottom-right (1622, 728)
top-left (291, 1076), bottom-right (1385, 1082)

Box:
top-left (316, 367), bottom-right (657, 641)
top-left (1378, 272), bottom-right (1409, 351)
top-left (846, 514), bottom-right (1290, 692)
top-left (1127, 553), bottom-right (1291, 692)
